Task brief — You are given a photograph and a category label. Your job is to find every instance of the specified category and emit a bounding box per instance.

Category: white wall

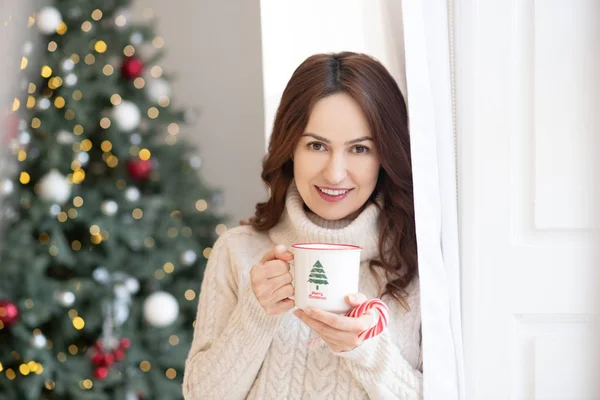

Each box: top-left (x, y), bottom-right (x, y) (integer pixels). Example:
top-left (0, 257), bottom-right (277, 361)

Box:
top-left (133, 0), bottom-right (267, 224)
top-left (260, 0), bottom-right (406, 146)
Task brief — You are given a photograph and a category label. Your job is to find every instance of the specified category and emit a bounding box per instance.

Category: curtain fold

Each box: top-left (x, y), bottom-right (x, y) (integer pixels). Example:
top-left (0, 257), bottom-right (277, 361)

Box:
top-left (401, 0), bottom-right (465, 398)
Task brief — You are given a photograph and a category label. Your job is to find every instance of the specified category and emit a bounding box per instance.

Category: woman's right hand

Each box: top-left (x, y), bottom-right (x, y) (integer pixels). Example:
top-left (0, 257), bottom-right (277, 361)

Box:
top-left (250, 244), bottom-right (295, 315)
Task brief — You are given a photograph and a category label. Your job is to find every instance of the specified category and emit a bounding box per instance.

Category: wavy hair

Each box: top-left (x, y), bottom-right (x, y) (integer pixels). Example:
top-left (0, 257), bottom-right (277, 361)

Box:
top-left (251, 52), bottom-right (417, 308)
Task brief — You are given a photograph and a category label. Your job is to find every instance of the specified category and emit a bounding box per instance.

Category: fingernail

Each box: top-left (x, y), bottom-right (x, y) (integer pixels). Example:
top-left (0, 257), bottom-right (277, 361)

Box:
top-left (305, 308), bottom-right (313, 316)
top-left (276, 244), bottom-right (287, 253)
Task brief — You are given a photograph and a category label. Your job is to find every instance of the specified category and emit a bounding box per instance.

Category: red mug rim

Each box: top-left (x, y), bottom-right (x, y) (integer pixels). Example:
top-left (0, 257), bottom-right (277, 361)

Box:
top-left (291, 243), bottom-right (362, 251)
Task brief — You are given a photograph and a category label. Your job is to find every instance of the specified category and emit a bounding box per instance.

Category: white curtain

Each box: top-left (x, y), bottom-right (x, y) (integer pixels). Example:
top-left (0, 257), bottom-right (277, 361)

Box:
top-left (401, 0), bottom-right (466, 399)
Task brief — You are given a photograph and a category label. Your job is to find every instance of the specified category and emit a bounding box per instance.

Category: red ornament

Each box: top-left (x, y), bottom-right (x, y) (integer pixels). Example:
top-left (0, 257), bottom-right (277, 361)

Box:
top-left (113, 348), bottom-right (126, 361)
top-left (121, 57), bottom-right (144, 79)
top-left (127, 159), bottom-right (152, 181)
top-left (103, 353), bottom-right (115, 366)
top-left (91, 351), bottom-right (104, 365)
top-left (0, 300), bottom-right (19, 327)
top-left (94, 366), bottom-right (109, 380)
top-left (119, 337), bottom-right (131, 349)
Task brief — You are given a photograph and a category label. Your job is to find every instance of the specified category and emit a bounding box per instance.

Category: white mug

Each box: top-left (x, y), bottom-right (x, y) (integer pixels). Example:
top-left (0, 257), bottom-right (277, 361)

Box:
top-left (291, 243), bottom-right (362, 314)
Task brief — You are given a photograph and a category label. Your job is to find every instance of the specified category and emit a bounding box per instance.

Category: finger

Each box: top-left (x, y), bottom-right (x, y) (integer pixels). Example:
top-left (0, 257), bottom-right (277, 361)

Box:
top-left (269, 283), bottom-right (294, 304)
top-left (265, 298), bottom-right (295, 315)
top-left (264, 259), bottom-right (291, 278)
top-left (259, 245), bottom-right (294, 263)
top-left (294, 310), bottom-right (340, 338)
top-left (305, 307), bottom-right (371, 333)
top-left (345, 292), bottom-right (368, 307)
top-left (269, 272), bottom-right (293, 289)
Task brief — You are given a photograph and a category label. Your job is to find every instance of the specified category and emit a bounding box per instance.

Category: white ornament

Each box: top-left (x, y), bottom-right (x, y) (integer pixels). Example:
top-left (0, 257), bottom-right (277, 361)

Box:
top-left (180, 250), bottom-right (197, 266)
top-left (56, 291), bottom-right (75, 307)
top-left (125, 187), bottom-right (140, 202)
top-left (125, 277), bottom-right (140, 294)
top-left (36, 7), bottom-right (62, 35)
top-left (130, 133), bottom-right (142, 145)
top-left (19, 132), bottom-right (30, 145)
top-left (102, 200), bottom-right (118, 216)
top-left (112, 101), bottom-right (141, 132)
top-left (31, 333), bottom-right (47, 349)
top-left (93, 267), bottom-right (111, 284)
top-left (62, 59), bottom-right (75, 72)
top-left (38, 170), bottom-right (71, 204)
top-left (189, 156), bottom-right (202, 169)
top-left (38, 98), bottom-right (51, 110)
top-left (1, 180), bottom-right (14, 195)
top-left (49, 204), bottom-right (61, 216)
top-left (146, 79), bottom-right (171, 103)
top-left (113, 299), bottom-right (130, 326)
top-left (65, 73), bottom-right (78, 87)
top-left (143, 291), bottom-right (179, 327)
top-left (56, 130), bottom-right (75, 144)
top-left (130, 32), bottom-right (143, 45)
top-left (76, 152), bottom-right (89, 166)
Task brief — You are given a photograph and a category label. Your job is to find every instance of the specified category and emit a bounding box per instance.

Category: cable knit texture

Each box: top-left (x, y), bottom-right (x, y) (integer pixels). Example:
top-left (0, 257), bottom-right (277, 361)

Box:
top-left (183, 182), bottom-right (423, 399)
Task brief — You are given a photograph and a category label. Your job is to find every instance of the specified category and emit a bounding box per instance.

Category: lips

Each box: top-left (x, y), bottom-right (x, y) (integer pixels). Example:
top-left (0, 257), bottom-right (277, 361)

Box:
top-left (315, 186), bottom-right (353, 202)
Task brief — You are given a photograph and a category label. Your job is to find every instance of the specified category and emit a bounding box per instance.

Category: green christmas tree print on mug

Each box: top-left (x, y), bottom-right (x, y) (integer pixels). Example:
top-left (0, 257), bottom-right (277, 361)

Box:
top-left (307, 260), bottom-right (329, 290)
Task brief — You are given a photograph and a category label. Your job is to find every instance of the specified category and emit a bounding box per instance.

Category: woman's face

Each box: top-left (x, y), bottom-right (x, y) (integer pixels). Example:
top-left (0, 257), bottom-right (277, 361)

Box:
top-left (293, 93), bottom-right (380, 221)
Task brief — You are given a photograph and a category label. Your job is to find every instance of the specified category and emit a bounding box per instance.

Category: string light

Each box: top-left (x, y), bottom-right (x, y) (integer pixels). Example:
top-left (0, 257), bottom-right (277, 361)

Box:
top-left (154, 269), bottom-right (165, 280)
top-left (94, 40), bottom-right (107, 53)
top-left (144, 237), bottom-right (155, 248)
top-left (81, 21), bottom-right (92, 32)
top-left (57, 352), bottom-right (67, 362)
top-left (169, 335), bottom-right (179, 345)
top-left (203, 248), bottom-right (213, 259)
top-left (68, 344), bottom-right (78, 355)
top-left (184, 289), bottom-right (196, 301)
top-left (133, 77), bottom-right (145, 89)
top-left (163, 262), bottom-right (174, 273)
top-left (6, 368), bottom-right (16, 380)
top-left (140, 361), bottom-right (151, 372)
top-left (99, 117), bottom-right (111, 129)
top-left (89, 225), bottom-right (100, 235)
top-left (73, 196), bottom-right (83, 207)
top-left (31, 118), bottom-right (41, 128)
top-left (27, 16), bottom-right (35, 27)
top-left (68, 208), bottom-right (78, 219)
top-left (41, 65), bottom-right (52, 78)
top-left (82, 379), bottom-right (93, 389)
top-left (39, 232), bottom-right (50, 244)
top-left (19, 172), bottom-right (30, 184)
top-left (150, 66), bottom-right (162, 78)
top-left (216, 224), bottom-right (228, 235)
top-left (45, 380), bottom-right (56, 390)
top-left (165, 368), bottom-right (177, 379)
top-left (115, 15), bottom-right (127, 27)
top-left (65, 109), bottom-right (75, 120)
top-left (158, 97), bottom-right (170, 107)
top-left (49, 246), bottom-right (58, 256)
top-left (20, 57), bottom-right (28, 69)
top-left (91, 9), bottom-right (103, 21)
top-left (17, 150), bottom-right (26, 161)
top-left (123, 45), bottom-right (135, 57)
top-left (57, 22), bottom-right (67, 35)
top-left (110, 94), bottom-right (121, 105)
top-left (27, 96), bottom-right (35, 108)
top-left (80, 139), bottom-right (92, 151)
top-left (168, 123), bottom-right (179, 135)
top-left (147, 107), bottom-right (159, 119)
top-left (57, 212), bottom-right (68, 222)
top-left (73, 124), bottom-right (84, 135)
top-left (139, 149), bottom-right (151, 160)
top-left (72, 316), bottom-right (85, 330)
top-left (152, 36), bottom-right (164, 48)
top-left (71, 241), bottom-right (82, 251)
top-left (132, 208), bottom-right (143, 219)
top-left (48, 41), bottom-right (57, 52)
top-left (54, 96), bottom-right (66, 109)
top-left (72, 90), bottom-right (83, 100)
top-left (28, 83), bottom-right (36, 93)
top-left (84, 54), bottom-right (95, 65)
top-left (103, 64), bottom-right (114, 76)
top-left (167, 227), bottom-right (178, 238)
top-left (101, 140), bottom-right (112, 152)
top-left (195, 199), bottom-right (208, 212)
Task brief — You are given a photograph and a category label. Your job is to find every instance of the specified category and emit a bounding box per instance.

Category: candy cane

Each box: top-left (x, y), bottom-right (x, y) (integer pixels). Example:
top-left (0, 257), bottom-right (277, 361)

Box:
top-left (345, 298), bottom-right (389, 341)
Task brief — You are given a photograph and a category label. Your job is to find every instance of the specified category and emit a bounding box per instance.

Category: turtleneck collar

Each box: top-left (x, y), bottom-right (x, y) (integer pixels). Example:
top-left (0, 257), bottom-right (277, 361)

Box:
top-left (268, 181), bottom-right (381, 262)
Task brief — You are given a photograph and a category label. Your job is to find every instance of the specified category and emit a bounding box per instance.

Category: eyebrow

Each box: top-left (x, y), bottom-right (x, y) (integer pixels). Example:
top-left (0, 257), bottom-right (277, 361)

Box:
top-left (301, 133), bottom-right (374, 145)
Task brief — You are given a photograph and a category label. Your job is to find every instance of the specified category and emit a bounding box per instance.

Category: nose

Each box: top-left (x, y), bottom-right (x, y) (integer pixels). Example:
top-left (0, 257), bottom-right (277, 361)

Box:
top-left (322, 153), bottom-right (347, 185)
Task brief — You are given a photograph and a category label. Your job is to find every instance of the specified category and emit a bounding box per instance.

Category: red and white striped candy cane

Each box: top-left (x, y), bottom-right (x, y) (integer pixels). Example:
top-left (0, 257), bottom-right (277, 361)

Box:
top-left (345, 298), bottom-right (389, 341)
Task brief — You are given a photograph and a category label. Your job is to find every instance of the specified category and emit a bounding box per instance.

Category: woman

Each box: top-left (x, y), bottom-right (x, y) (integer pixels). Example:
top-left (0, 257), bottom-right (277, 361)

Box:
top-left (183, 51), bottom-right (422, 399)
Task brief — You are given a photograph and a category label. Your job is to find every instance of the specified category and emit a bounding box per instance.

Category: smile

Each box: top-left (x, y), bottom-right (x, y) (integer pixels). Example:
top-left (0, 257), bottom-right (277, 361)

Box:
top-left (315, 186), bottom-right (353, 202)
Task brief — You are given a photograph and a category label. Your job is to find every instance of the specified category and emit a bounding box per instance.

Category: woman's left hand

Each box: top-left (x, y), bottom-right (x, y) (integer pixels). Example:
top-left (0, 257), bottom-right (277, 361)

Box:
top-left (293, 293), bottom-right (373, 353)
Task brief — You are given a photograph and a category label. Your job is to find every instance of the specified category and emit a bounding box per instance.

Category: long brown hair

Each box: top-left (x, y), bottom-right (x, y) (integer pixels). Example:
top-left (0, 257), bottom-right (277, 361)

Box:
top-left (252, 52), bottom-right (417, 308)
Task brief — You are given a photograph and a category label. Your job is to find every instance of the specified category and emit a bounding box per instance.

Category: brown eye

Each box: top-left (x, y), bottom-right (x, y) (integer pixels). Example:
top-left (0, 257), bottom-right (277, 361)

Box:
top-left (308, 142), bottom-right (325, 151)
top-left (352, 145), bottom-right (370, 154)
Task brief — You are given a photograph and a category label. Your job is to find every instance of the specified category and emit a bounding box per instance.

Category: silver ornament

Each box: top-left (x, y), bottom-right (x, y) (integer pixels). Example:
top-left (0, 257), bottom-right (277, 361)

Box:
top-left (130, 133), bottom-right (142, 145)
top-left (19, 131), bottom-right (30, 145)
top-left (65, 73), bottom-right (78, 87)
top-left (62, 58), bottom-right (75, 72)
top-left (125, 277), bottom-right (140, 294)
top-left (93, 267), bottom-right (111, 284)
top-left (101, 200), bottom-right (118, 216)
top-left (38, 98), bottom-right (51, 110)
top-left (49, 204), bottom-right (61, 216)
top-left (189, 156), bottom-right (202, 169)
top-left (1, 180), bottom-right (14, 195)
top-left (180, 250), bottom-right (197, 266)
top-left (76, 152), bottom-right (89, 166)
top-left (125, 187), bottom-right (140, 202)
top-left (56, 130), bottom-right (75, 144)
top-left (130, 32), bottom-right (143, 45)
top-left (31, 333), bottom-right (47, 349)
top-left (57, 291), bottom-right (75, 307)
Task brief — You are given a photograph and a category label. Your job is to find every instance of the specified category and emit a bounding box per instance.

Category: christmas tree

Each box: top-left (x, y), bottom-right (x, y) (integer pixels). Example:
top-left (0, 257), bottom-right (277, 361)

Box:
top-left (0, 2), bottom-right (225, 399)
top-left (307, 261), bottom-right (329, 291)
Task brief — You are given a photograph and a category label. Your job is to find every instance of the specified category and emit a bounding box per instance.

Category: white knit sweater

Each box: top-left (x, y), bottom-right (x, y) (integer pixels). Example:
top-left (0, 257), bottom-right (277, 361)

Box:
top-left (183, 183), bottom-right (423, 399)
